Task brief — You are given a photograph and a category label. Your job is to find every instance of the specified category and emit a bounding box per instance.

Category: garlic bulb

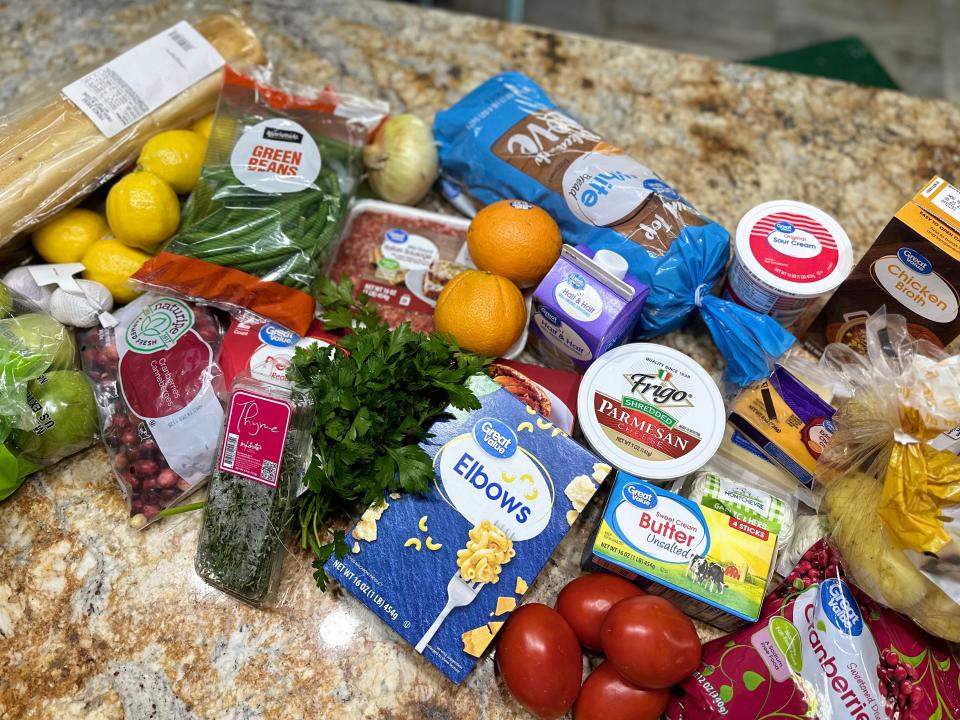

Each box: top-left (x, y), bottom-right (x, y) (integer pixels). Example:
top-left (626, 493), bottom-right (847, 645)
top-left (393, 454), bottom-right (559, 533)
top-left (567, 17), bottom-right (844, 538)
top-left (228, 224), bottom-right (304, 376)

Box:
top-left (2, 266), bottom-right (53, 310)
top-left (49, 280), bottom-right (114, 328)
top-left (363, 114), bottom-right (439, 205)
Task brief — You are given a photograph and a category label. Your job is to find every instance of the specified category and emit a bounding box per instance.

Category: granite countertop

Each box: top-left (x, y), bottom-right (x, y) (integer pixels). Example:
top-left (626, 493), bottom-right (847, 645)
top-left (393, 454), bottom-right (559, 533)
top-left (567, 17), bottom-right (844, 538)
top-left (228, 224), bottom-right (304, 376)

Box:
top-left (3, 1), bottom-right (960, 718)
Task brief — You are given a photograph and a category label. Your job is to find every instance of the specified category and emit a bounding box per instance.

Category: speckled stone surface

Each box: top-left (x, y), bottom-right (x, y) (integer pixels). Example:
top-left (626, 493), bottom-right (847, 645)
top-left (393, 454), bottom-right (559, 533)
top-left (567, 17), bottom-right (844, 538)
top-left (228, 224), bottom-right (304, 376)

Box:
top-left (3, 1), bottom-right (960, 718)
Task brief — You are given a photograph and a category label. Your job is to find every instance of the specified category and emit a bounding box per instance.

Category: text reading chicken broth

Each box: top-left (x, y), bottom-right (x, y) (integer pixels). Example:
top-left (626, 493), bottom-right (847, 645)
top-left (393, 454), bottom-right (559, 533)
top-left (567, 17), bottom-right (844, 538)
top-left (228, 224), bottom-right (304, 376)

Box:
top-left (325, 375), bottom-right (608, 684)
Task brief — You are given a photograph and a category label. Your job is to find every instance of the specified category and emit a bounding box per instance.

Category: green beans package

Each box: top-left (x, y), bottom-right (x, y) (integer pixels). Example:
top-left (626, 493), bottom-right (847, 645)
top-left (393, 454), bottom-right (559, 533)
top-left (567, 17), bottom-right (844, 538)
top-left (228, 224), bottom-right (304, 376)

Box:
top-left (134, 67), bottom-right (388, 334)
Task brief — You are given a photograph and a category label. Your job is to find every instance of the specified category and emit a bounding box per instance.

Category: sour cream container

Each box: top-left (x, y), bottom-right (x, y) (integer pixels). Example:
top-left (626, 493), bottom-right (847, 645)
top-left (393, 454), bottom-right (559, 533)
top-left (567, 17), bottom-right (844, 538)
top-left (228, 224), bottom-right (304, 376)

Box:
top-left (724, 200), bottom-right (853, 327)
top-left (577, 343), bottom-right (725, 481)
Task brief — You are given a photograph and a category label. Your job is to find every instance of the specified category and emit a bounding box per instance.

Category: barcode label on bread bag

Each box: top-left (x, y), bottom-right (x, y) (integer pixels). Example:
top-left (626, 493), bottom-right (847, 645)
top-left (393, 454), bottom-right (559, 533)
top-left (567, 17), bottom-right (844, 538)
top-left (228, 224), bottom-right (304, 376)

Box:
top-left (63, 21), bottom-right (224, 138)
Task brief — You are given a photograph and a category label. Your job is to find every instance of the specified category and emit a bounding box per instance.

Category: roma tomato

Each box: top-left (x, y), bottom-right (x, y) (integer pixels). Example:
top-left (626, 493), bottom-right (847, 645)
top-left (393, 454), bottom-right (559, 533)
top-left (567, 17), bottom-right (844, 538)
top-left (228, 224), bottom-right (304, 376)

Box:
top-left (574, 660), bottom-right (669, 720)
top-left (496, 603), bottom-right (583, 719)
top-left (600, 595), bottom-right (701, 689)
top-left (555, 573), bottom-right (644, 650)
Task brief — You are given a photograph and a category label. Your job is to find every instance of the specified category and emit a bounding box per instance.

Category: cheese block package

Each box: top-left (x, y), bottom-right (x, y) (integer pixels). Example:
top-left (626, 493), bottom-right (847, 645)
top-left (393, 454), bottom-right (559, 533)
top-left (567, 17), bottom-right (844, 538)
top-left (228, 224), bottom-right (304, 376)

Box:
top-left (134, 68), bottom-right (388, 334)
top-left (667, 540), bottom-right (960, 720)
top-left (434, 72), bottom-right (795, 385)
top-left (325, 375), bottom-right (609, 683)
top-left (728, 363), bottom-right (837, 490)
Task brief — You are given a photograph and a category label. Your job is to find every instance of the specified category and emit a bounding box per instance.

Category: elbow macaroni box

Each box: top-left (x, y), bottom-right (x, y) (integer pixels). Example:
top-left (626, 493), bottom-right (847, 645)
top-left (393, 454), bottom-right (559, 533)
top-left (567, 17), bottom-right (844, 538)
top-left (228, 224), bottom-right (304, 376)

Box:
top-left (325, 375), bottom-right (608, 684)
top-left (584, 471), bottom-right (778, 631)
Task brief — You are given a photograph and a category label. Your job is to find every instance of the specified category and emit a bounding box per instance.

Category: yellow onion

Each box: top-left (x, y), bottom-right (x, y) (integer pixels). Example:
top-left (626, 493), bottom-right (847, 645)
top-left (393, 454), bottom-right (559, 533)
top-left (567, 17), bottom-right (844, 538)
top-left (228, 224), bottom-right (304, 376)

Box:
top-left (363, 114), bottom-right (439, 205)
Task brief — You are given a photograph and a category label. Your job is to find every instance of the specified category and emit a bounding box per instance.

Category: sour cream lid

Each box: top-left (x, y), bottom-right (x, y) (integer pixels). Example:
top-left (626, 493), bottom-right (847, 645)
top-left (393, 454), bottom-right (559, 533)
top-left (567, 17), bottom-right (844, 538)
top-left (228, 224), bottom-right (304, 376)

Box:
top-left (577, 343), bottom-right (725, 481)
top-left (735, 200), bottom-right (853, 297)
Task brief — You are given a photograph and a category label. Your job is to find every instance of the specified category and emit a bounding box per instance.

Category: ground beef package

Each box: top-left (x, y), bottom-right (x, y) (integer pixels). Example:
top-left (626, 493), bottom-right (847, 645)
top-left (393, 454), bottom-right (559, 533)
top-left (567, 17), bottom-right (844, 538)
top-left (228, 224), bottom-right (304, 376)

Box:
top-left (667, 540), bottom-right (960, 720)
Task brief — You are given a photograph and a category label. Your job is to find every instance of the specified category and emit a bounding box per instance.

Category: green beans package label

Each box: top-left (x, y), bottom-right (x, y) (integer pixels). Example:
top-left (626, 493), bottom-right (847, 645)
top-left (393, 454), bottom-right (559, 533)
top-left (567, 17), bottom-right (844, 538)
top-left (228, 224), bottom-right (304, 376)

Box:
top-left (134, 67), bottom-right (388, 334)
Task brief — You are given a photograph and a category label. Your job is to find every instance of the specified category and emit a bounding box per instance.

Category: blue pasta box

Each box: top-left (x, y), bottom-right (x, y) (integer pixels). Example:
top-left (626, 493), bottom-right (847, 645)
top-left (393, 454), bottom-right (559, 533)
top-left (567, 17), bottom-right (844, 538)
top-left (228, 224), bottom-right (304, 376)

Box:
top-left (325, 375), bottom-right (610, 683)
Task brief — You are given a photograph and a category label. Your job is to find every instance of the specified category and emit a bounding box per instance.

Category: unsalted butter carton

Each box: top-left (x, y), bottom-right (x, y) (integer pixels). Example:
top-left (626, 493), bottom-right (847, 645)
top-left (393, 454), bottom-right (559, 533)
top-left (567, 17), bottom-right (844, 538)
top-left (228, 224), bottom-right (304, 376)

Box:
top-left (326, 375), bottom-right (609, 683)
top-left (585, 471), bottom-right (778, 631)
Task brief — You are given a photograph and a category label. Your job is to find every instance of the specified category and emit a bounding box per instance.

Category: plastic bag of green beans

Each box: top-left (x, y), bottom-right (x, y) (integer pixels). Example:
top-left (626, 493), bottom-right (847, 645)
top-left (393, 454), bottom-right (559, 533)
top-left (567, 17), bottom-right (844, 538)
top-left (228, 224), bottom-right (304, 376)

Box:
top-left (134, 67), bottom-right (388, 334)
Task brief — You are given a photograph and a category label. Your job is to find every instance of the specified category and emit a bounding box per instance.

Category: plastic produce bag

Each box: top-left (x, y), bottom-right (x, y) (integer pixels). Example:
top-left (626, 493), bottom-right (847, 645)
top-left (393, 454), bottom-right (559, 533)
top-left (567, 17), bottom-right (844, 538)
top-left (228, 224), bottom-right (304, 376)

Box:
top-left (0, 281), bottom-right (98, 500)
top-left (434, 72), bottom-right (794, 385)
top-left (667, 539), bottom-right (960, 720)
top-left (79, 295), bottom-right (225, 526)
top-left (0, 14), bottom-right (265, 257)
top-left (816, 308), bottom-right (960, 641)
top-left (194, 372), bottom-right (315, 607)
top-left (134, 68), bottom-right (388, 335)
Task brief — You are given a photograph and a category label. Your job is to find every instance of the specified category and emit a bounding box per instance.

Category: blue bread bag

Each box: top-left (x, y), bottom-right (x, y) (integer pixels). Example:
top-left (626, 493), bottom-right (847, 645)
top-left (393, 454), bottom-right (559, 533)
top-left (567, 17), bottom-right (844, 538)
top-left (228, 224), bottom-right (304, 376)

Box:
top-left (434, 72), bottom-right (794, 385)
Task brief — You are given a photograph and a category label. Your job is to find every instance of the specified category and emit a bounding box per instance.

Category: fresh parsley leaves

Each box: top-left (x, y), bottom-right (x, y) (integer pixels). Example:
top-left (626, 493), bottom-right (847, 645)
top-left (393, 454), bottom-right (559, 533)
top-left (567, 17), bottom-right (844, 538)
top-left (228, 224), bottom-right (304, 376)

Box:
top-left (289, 276), bottom-right (489, 587)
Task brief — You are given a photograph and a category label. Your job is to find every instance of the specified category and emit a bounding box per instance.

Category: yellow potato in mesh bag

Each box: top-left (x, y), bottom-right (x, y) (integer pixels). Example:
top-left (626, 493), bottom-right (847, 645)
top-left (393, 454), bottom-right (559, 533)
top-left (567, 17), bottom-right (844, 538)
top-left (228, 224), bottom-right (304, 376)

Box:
top-left (824, 472), bottom-right (927, 610)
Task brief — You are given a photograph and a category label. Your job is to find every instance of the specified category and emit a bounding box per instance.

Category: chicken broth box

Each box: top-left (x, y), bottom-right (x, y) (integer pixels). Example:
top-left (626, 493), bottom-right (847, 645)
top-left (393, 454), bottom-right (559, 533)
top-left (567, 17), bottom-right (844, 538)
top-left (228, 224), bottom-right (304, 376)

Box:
top-left (325, 375), bottom-right (609, 683)
top-left (804, 176), bottom-right (960, 354)
top-left (584, 472), bottom-right (779, 631)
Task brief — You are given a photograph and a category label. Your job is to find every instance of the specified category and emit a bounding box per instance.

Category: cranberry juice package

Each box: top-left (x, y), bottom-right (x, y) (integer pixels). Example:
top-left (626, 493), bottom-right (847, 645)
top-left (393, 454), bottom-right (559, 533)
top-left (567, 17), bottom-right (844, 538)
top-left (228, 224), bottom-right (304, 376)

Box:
top-left (134, 68), bottom-right (387, 335)
top-left (79, 295), bottom-right (224, 526)
top-left (667, 540), bottom-right (960, 720)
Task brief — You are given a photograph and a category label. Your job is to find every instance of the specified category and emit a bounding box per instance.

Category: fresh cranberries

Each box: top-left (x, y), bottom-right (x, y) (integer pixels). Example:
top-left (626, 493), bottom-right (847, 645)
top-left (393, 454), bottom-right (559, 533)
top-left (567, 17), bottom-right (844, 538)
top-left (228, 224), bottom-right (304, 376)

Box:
top-left (77, 309), bottom-right (222, 523)
top-left (877, 647), bottom-right (923, 718)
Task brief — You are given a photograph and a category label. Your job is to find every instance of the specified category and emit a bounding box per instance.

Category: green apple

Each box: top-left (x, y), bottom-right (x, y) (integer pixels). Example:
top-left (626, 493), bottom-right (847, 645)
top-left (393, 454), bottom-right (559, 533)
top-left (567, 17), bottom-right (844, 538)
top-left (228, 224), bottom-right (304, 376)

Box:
top-left (9, 370), bottom-right (98, 464)
top-left (0, 313), bottom-right (76, 372)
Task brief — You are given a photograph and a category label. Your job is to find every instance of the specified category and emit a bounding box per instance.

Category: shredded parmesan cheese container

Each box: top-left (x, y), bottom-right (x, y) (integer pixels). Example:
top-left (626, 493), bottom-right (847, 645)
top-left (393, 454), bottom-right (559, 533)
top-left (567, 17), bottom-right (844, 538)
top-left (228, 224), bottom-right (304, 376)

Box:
top-left (577, 344), bottom-right (725, 481)
top-left (724, 200), bottom-right (853, 327)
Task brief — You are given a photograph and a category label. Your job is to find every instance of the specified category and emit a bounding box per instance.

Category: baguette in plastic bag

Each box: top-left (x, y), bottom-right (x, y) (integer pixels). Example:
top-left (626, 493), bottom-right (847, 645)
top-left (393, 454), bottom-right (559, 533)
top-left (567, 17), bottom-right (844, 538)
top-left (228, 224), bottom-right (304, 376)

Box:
top-left (0, 14), bottom-right (266, 253)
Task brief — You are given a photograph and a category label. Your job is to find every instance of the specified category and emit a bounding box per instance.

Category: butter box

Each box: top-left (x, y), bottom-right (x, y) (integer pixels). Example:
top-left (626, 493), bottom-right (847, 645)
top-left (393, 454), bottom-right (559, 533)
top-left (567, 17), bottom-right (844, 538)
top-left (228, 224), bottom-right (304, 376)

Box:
top-left (584, 471), bottom-right (778, 630)
top-left (326, 376), bottom-right (608, 684)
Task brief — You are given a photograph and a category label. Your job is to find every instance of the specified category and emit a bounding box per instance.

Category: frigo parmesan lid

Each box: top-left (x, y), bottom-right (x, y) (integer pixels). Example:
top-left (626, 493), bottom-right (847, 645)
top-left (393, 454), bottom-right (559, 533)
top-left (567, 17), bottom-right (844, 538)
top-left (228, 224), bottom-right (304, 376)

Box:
top-left (577, 343), bottom-right (725, 481)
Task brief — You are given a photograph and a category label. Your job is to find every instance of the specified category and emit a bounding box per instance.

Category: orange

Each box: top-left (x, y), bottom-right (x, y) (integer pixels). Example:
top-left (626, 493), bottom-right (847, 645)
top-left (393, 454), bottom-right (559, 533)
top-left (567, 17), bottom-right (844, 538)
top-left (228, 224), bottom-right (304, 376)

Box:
top-left (467, 199), bottom-right (562, 288)
top-left (434, 270), bottom-right (527, 357)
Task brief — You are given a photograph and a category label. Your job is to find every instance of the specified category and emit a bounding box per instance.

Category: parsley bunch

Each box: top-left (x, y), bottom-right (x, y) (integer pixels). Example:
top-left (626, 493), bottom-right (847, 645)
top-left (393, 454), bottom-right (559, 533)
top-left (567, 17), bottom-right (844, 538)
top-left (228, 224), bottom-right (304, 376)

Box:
top-left (289, 276), bottom-right (489, 588)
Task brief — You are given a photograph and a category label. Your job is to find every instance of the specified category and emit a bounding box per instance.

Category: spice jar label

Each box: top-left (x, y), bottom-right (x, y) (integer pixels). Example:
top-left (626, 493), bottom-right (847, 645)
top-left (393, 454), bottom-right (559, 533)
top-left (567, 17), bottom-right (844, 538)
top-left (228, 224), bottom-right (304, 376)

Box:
top-left (218, 390), bottom-right (292, 487)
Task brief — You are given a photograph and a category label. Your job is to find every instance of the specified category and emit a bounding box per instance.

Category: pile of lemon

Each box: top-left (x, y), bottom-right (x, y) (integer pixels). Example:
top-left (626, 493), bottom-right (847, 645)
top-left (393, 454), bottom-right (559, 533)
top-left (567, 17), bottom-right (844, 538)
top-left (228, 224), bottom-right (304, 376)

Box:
top-left (31, 115), bottom-right (214, 304)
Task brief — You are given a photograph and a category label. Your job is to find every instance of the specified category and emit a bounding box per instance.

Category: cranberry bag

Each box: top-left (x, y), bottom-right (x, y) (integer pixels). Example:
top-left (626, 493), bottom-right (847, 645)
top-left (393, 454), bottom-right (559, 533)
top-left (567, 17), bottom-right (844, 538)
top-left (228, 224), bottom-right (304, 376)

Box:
top-left (667, 540), bottom-right (960, 720)
top-left (80, 295), bottom-right (224, 527)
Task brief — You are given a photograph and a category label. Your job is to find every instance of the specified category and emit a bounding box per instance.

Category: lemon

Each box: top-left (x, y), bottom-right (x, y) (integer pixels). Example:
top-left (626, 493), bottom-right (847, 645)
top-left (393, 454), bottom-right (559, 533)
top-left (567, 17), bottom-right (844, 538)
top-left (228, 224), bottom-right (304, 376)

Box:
top-left (81, 238), bottom-right (151, 304)
top-left (137, 129), bottom-right (207, 194)
top-left (32, 208), bottom-right (111, 264)
top-left (190, 114), bottom-right (214, 140)
top-left (106, 172), bottom-right (180, 252)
